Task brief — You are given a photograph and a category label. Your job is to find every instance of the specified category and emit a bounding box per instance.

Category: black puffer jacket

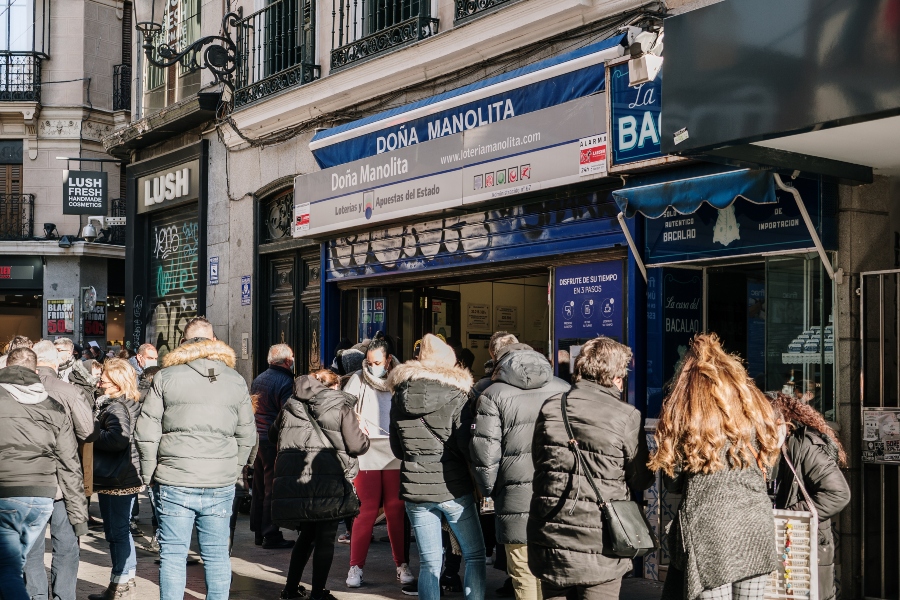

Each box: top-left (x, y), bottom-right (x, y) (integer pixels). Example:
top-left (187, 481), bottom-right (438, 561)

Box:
top-left (94, 396), bottom-right (143, 490)
top-left (470, 344), bottom-right (570, 544)
top-left (389, 360), bottom-right (474, 503)
top-left (528, 379), bottom-right (653, 586)
top-left (773, 425), bottom-right (850, 600)
top-left (270, 376), bottom-right (369, 527)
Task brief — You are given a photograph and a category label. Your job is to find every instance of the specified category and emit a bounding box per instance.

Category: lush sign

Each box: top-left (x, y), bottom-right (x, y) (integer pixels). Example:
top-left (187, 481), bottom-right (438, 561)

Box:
top-left (136, 160), bottom-right (201, 214)
top-left (608, 63), bottom-right (662, 166)
top-left (62, 170), bottom-right (108, 215)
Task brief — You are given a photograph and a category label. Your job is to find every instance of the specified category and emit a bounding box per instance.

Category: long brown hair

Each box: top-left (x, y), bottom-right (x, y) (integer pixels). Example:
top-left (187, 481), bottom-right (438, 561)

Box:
top-left (649, 334), bottom-right (781, 477)
top-left (767, 391), bottom-right (847, 466)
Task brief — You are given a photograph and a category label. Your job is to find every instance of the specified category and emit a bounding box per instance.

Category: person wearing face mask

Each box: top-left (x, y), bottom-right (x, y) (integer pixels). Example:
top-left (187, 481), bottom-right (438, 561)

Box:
top-left (342, 336), bottom-right (414, 589)
top-left (127, 344), bottom-right (158, 382)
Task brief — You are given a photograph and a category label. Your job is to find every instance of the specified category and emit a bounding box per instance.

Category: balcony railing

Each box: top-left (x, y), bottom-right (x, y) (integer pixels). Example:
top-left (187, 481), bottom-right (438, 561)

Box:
top-left (235, 0), bottom-right (320, 108)
top-left (455, 0), bottom-right (514, 23)
top-left (330, 0), bottom-right (439, 72)
top-left (0, 52), bottom-right (42, 103)
top-left (113, 64), bottom-right (131, 111)
top-left (0, 194), bottom-right (34, 240)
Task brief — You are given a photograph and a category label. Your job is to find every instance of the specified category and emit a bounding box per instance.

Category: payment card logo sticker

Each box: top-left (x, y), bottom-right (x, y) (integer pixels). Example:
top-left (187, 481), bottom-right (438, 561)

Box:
top-left (508, 167), bottom-right (518, 183)
top-left (578, 133), bottom-right (607, 176)
top-left (496, 170), bottom-right (506, 185)
top-left (295, 202), bottom-right (310, 232)
top-left (520, 165), bottom-right (531, 180)
top-left (485, 172), bottom-right (494, 187)
top-left (474, 174), bottom-right (483, 190)
top-left (364, 191), bottom-right (374, 219)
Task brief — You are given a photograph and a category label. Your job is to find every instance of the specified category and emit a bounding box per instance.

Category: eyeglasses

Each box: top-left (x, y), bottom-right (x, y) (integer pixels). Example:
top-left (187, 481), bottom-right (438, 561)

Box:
top-left (99, 378), bottom-right (117, 387)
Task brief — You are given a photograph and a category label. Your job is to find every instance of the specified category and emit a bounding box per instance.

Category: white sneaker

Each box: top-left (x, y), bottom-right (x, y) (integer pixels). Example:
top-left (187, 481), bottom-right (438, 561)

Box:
top-left (397, 563), bottom-right (415, 585)
top-left (347, 565), bottom-right (364, 588)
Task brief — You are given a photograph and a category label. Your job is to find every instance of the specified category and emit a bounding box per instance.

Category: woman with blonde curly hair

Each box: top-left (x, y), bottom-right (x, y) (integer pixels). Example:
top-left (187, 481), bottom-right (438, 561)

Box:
top-left (650, 334), bottom-right (781, 600)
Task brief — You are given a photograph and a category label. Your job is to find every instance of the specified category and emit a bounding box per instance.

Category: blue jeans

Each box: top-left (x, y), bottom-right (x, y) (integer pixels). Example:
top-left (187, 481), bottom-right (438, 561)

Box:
top-left (0, 497), bottom-right (54, 600)
top-left (154, 485), bottom-right (235, 600)
top-left (406, 494), bottom-right (486, 600)
top-left (97, 493), bottom-right (137, 583)
top-left (24, 499), bottom-right (80, 600)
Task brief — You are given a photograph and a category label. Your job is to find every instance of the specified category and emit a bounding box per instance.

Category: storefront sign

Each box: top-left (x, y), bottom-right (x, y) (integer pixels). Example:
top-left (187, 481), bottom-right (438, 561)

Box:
top-left (554, 261), bottom-right (625, 376)
top-left (241, 275), bottom-right (251, 306)
top-left (645, 178), bottom-right (833, 263)
top-left (467, 304), bottom-right (490, 331)
top-left (863, 408), bottom-right (900, 464)
top-left (84, 301), bottom-right (107, 337)
top-left (608, 63), bottom-right (662, 166)
top-left (495, 305), bottom-right (518, 331)
top-left (295, 94), bottom-right (608, 238)
top-left (645, 268), bottom-right (703, 417)
top-left (47, 299), bottom-right (75, 335)
top-left (209, 256), bottom-right (219, 285)
top-left (136, 159), bottom-right (201, 214)
top-left (62, 170), bottom-right (108, 215)
top-left (0, 257), bottom-right (42, 290)
top-left (309, 35), bottom-right (625, 168)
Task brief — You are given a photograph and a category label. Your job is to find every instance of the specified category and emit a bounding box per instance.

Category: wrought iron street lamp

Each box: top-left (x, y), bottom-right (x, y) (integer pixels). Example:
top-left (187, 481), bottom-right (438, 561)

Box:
top-left (133, 0), bottom-right (240, 90)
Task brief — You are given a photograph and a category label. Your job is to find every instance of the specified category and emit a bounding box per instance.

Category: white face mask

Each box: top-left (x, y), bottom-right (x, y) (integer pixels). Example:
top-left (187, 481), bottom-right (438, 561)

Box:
top-left (367, 364), bottom-right (387, 379)
top-left (143, 359), bottom-right (158, 369)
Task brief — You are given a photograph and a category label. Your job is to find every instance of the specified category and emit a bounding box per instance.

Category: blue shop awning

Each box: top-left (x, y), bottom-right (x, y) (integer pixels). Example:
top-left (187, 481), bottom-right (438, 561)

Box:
top-left (612, 169), bottom-right (777, 219)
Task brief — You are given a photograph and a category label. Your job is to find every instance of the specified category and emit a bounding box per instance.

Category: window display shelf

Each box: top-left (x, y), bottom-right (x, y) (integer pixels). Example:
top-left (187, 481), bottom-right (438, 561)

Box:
top-left (782, 352), bottom-right (834, 365)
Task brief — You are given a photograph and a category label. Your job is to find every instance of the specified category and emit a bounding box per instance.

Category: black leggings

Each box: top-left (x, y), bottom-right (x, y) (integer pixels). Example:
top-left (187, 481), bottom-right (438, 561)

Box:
top-left (286, 520), bottom-right (341, 595)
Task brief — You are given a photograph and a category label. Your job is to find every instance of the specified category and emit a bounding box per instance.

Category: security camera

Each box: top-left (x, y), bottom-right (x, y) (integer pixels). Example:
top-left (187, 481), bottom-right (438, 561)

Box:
top-left (81, 217), bottom-right (105, 242)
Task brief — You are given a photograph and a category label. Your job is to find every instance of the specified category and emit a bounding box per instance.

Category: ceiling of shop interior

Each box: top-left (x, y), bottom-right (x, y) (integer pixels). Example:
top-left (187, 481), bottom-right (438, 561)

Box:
top-left (752, 115), bottom-right (900, 176)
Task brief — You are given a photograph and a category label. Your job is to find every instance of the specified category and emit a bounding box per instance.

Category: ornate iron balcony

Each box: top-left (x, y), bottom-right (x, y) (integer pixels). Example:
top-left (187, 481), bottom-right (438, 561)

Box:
top-left (0, 52), bottom-right (42, 103)
top-left (455, 0), bottom-right (514, 23)
top-left (113, 64), bottom-right (131, 111)
top-left (331, 0), bottom-right (439, 72)
top-left (235, 0), bottom-right (320, 108)
top-left (0, 194), bottom-right (34, 240)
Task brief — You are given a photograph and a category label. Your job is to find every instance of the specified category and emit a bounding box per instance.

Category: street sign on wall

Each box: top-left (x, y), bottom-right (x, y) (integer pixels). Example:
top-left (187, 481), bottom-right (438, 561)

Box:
top-left (62, 170), bottom-right (108, 215)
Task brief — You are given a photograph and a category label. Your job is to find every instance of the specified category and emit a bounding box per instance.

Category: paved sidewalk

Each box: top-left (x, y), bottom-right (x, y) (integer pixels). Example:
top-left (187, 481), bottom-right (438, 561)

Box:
top-left (32, 492), bottom-right (663, 599)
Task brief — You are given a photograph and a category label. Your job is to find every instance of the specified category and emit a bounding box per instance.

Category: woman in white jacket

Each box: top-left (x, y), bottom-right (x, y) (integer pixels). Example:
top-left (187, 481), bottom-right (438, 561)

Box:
top-left (343, 337), bottom-right (414, 588)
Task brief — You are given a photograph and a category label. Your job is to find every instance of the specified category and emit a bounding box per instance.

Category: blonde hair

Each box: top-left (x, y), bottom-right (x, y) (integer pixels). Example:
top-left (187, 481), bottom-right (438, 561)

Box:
top-left (102, 358), bottom-right (141, 402)
top-left (648, 334), bottom-right (780, 477)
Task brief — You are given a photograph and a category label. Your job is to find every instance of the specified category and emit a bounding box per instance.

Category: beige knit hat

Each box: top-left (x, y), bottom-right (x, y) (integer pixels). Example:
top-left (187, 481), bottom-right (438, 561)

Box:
top-left (418, 334), bottom-right (456, 367)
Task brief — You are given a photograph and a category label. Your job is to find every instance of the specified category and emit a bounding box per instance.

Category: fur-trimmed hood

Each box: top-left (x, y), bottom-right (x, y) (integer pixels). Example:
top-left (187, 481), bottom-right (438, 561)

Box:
top-left (162, 338), bottom-right (236, 370)
top-left (389, 360), bottom-right (473, 393)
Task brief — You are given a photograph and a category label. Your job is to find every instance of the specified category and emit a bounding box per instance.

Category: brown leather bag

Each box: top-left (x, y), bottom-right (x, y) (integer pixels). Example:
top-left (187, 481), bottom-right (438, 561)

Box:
top-left (79, 442), bottom-right (94, 497)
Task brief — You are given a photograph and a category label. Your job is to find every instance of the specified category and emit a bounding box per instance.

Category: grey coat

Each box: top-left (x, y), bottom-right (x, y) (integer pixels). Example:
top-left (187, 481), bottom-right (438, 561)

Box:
top-left (37, 366), bottom-right (98, 443)
top-left (662, 461), bottom-right (779, 600)
top-left (135, 339), bottom-right (257, 488)
top-left (470, 344), bottom-right (569, 544)
top-left (528, 380), bottom-right (653, 586)
top-left (773, 425), bottom-right (850, 600)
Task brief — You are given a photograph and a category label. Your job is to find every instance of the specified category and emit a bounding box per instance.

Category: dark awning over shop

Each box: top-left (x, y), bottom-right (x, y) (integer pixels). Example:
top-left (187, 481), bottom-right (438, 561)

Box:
top-left (612, 169), bottom-right (776, 219)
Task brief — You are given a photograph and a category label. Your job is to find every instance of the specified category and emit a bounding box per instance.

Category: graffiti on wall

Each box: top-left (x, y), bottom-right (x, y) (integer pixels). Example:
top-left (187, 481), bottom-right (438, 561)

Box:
top-left (326, 192), bottom-right (622, 280)
top-left (147, 210), bottom-right (199, 356)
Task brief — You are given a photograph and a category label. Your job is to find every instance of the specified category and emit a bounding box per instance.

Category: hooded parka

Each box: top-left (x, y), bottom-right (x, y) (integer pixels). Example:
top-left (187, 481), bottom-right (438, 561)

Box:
top-left (528, 379), bottom-right (653, 587)
top-left (269, 376), bottom-right (370, 528)
top-left (773, 425), bottom-right (850, 600)
top-left (389, 352), bottom-right (474, 504)
top-left (470, 344), bottom-right (570, 544)
top-left (135, 338), bottom-right (256, 488)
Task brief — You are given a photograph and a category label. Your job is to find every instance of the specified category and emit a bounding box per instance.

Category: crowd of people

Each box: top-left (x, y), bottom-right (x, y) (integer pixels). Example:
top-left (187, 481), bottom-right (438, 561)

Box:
top-left (0, 323), bottom-right (850, 600)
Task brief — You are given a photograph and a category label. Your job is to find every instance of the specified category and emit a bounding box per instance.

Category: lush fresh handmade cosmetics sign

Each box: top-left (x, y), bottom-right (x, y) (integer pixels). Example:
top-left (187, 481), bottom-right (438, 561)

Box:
top-left (62, 170), bottom-right (108, 215)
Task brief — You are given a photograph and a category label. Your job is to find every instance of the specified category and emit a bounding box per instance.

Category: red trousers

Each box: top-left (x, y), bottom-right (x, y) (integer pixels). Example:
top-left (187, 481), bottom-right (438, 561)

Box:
top-left (351, 469), bottom-right (406, 568)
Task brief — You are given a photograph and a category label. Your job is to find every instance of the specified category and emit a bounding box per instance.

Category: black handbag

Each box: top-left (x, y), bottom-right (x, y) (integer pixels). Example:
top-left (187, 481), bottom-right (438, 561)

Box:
top-left (561, 392), bottom-right (658, 559)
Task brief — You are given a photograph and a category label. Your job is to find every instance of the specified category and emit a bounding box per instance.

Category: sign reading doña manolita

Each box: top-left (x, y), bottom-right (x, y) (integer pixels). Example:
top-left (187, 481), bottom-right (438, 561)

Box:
top-left (62, 170), bottom-right (108, 215)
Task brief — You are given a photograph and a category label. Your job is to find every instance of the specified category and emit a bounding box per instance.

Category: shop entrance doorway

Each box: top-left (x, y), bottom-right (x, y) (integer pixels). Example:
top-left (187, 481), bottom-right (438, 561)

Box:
top-left (343, 273), bottom-right (550, 381)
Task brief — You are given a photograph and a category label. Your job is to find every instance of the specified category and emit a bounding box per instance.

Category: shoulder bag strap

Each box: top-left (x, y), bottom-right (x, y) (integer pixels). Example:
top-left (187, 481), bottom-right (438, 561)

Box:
top-left (561, 392), bottom-right (607, 507)
top-left (781, 445), bottom-right (819, 521)
top-left (301, 401), bottom-right (333, 450)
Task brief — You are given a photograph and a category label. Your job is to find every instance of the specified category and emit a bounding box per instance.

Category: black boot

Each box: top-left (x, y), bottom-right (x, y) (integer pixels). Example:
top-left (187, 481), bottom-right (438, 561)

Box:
top-left (87, 582), bottom-right (134, 600)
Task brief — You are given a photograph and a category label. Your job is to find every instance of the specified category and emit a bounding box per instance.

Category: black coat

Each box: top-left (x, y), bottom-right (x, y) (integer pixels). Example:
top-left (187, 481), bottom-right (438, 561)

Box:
top-left (773, 425), bottom-right (850, 600)
top-left (93, 396), bottom-right (143, 490)
top-left (270, 376), bottom-right (369, 527)
top-left (251, 364), bottom-right (295, 442)
top-left (389, 360), bottom-right (474, 503)
top-left (470, 345), bottom-right (570, 544)
top-left (528, 379), bottom-right (653, 586)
